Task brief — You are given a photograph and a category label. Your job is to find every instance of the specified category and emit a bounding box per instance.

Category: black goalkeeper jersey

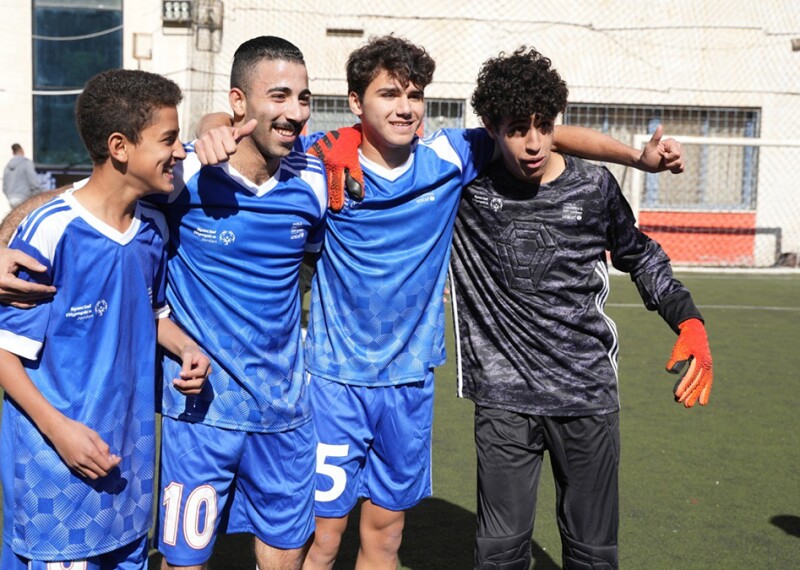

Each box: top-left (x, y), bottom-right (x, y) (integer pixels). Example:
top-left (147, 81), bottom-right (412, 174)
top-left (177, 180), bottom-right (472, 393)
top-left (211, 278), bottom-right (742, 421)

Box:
top-left (451, 155), bottom-right (701, 416)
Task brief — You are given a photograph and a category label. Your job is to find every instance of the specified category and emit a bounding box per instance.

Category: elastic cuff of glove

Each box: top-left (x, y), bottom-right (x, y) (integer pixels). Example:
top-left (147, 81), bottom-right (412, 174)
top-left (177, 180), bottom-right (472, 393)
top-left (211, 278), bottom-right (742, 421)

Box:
top-left (658, 290), bottom-right (703, 334)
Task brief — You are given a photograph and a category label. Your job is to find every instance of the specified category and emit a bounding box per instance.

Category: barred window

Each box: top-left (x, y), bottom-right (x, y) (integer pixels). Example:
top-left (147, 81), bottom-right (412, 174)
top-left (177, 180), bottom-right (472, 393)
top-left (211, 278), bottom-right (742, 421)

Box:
top-left (309, 96), bottom-right (352, 134)
top-left (424, 99), bottom-right (465, 133)
top-left (309, 96), bottom-right (465, 135)
top-left (563, 104), bottom-right (761, 211)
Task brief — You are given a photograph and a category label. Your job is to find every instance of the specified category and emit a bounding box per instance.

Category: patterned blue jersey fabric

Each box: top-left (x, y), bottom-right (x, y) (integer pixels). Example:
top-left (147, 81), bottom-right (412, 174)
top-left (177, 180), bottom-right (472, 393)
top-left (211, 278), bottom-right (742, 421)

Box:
top-left (157, 146), bottom-right (327, 433)
top-left (304, 128), bottom-right (494, 386)
top-left (0, 190), bottom-right (168, 560)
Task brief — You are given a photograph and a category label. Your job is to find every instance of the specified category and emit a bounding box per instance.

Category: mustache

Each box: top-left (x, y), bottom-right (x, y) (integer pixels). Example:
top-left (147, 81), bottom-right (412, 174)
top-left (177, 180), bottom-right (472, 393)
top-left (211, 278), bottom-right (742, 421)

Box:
top-left (271, 120), bottom-right (303, 135)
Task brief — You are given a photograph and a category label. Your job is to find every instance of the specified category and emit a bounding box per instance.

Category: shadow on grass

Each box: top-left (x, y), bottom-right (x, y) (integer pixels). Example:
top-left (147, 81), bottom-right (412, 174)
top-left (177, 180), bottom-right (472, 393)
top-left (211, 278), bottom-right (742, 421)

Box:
top-left (147, 498), bottom-right (559, 569)
top-left (771, 514), bottom-right (800, 538)
top-left (343, 497), bottom-right (559, 570)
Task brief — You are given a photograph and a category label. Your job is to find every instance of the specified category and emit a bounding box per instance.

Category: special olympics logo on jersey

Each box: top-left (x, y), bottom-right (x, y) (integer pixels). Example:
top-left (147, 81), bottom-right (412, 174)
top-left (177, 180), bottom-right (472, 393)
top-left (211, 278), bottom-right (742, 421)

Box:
top-left (94, 300), bottom-right (108, 317)
top-left (219, 230), bottom-right (236, 245)
top-left (490, 198), bottom-right (504, 211)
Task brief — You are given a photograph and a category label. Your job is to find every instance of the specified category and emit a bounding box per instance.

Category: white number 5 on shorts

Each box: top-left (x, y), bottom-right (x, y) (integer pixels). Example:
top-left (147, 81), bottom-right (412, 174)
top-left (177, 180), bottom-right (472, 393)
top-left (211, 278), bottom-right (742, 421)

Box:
top-left (315, 443), bottom-right (349, 502)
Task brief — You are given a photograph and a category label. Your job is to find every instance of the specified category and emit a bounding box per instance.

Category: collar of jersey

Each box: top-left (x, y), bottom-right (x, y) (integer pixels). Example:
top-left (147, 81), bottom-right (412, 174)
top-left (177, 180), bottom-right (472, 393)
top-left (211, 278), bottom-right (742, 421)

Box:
top-left (62, 188), bottom-right (142, 245)
top-left (358, 141), bottom-right (416, 182)
top-left (220, 161), bottom-right (280, 197)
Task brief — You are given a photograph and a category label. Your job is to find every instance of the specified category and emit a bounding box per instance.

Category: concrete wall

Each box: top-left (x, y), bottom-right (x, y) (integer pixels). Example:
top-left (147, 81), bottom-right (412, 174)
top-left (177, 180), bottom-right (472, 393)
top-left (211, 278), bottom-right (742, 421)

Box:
top-left (2, 1), bottom-right (798, 261)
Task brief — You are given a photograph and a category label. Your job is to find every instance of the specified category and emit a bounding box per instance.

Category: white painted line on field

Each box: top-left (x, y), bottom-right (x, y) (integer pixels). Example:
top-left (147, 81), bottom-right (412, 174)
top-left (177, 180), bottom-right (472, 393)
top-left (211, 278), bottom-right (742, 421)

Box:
top-left (607, 303), bottom-right (800, 312)
top-left (609, 267), bottom-right (800, 277)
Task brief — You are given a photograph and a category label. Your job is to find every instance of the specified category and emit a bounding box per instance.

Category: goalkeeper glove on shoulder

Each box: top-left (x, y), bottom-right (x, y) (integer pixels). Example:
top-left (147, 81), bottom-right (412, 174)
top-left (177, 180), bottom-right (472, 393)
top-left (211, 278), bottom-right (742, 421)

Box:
top-left (308, 125), bottom-right (364, 212)
top-left (666, 318), bottom-right (713, 408)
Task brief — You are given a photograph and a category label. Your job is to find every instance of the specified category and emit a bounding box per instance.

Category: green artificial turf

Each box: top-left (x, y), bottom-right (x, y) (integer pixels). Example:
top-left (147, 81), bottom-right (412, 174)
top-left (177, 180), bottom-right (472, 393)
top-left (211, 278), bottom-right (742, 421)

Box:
top-left (2, 273), bottom-right (798, 569)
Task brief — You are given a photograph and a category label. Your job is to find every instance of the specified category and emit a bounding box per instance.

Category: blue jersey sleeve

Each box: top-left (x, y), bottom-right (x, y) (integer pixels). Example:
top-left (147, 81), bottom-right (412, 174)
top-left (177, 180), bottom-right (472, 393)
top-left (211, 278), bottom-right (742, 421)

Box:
top-left (300, 131), bottom-right (326, 152)
top-left (139, 203), bottom-right (170, 314)
top-left (305, 211), bottom-right (326, 254)
top-left (0, 223), bottom-right (57, 359)
top-left (440, 128), bottom-right (496, 186)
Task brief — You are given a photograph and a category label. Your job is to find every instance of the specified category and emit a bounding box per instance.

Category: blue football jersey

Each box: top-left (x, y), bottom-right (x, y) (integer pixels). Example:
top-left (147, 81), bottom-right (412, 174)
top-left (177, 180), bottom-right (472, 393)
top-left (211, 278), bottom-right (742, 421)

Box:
top-left (0, 190), bottom-right (168, 560)
top-left (158, 146), bottom-right (327, 432)
top-left (304, 128), bottom-right (494, 386)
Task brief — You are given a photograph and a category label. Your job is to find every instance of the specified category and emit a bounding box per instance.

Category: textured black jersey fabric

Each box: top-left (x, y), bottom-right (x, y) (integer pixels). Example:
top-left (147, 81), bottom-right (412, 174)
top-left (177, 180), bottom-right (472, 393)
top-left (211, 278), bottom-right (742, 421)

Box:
top-left (451, 155), bottom-right (702, 416)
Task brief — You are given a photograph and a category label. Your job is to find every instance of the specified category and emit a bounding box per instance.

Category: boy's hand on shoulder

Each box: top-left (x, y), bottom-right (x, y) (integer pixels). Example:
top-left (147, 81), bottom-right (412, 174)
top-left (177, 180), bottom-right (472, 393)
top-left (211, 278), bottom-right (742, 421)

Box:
top-left (172, 343), bottom-right (211, 395)
top-left (308, 125), bottom-right (365, 212)
top-left (639, 124), bottom-right (685, 174)
top-left (194, 118), bottom-right (257, 166)
top-left (47, 417), bottom-right (121, 479)
top-left (0, 247), bottom-right (56, 308)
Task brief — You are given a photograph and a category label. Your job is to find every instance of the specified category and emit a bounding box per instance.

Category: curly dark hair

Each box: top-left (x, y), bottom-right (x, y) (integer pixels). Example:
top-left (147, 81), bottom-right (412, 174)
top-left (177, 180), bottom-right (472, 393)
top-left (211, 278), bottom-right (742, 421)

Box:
top-left (471, 47), bottom-right (568, 129)
top-left (231, 36), bottom-right (306, 94)
top-left (75, 69), bottom-right (182, 164)
top-left (346, 35), bottom-right (436, 99)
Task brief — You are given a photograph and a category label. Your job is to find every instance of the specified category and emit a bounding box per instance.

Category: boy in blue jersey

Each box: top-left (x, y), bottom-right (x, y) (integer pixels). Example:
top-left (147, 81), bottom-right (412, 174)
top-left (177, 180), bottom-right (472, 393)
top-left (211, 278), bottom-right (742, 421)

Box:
top-left (0, 69), bottom-right (210, 570)
top-left (453, 48), bottom-right (713, 569)
top-left (187, 35), bottom-right (686, 570)
top-left (0, 38), bottom-right (327, 570)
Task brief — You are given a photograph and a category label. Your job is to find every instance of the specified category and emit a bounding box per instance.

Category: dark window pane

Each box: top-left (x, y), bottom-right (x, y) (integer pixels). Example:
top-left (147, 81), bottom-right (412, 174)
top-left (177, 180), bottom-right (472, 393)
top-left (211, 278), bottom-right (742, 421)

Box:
top-left (33, 7), bottom-right (122, 89)
top-left (34, 94), bottom-right (88, 167)
top-left (32, 2), bottom-right (122, 168)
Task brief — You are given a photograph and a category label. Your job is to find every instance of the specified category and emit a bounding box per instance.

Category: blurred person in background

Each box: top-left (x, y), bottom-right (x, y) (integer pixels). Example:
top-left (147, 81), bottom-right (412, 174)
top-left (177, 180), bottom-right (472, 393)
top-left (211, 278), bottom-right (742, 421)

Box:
top-left (3, 144), bottom-right (42, 209)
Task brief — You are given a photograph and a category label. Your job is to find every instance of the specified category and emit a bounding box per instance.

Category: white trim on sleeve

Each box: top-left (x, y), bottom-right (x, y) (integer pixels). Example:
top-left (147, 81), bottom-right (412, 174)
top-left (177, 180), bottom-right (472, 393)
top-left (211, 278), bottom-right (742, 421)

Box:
top-left (0, 329), bottom-right (43, 361)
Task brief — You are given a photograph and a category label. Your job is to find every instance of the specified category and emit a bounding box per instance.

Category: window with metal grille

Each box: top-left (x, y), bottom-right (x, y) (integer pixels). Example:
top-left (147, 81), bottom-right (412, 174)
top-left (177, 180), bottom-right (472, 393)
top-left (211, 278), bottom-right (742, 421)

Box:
top-left (309, 96), bottom-right (352, 134)
top-left (563, 104), bottom-right (761, 211)
top-left (424, 99), bottom-right (465, 133)
top-left (308, 96), bottom-right (465, 135)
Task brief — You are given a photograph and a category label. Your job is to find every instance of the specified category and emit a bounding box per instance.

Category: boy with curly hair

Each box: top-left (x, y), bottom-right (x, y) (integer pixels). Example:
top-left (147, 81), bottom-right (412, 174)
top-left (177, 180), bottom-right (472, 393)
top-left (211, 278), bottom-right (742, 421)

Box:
top-left (451, 47), bottom-right (713, 569)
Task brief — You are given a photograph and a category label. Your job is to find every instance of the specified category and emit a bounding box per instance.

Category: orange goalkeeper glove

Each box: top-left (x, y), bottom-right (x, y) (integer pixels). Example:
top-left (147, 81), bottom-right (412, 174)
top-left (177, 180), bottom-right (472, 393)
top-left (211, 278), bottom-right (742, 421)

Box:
top-left (308, 125), bottom-right (364, 212)
top-left (666, 318), bottom-right (713, 408)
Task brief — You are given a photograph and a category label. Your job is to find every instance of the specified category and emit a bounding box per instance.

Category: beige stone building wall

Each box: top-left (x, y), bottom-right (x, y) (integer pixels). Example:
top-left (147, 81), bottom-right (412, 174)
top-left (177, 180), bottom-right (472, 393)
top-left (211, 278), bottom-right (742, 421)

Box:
top-left (2, 1), bottom-right (798, 260)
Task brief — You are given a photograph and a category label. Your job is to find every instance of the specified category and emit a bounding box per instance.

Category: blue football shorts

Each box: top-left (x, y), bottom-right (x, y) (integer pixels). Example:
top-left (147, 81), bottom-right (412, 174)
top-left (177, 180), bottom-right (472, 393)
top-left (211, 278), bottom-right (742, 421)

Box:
top-left (153, 417), bottom-right (315, 566)
top-left (309, 371), bottom-right (435, 517)
top-left (1, 534), bottom-right (148, 570)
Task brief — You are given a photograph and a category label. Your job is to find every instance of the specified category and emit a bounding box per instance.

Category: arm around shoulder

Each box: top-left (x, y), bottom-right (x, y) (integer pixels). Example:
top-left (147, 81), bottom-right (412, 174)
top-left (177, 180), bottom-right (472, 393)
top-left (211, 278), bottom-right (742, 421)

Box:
top-left (553, 124), bottom-right (684, 173)
top-left (553, 125), bottom-right (639, 167)
top-left (0, 185), bottom-right (70, 306)
top-left (0, 184), bottom-right (71, 246)
top-left (193, 114), bottom-right (257, 166)
top-left (195, 111), bottom-right (234, 138)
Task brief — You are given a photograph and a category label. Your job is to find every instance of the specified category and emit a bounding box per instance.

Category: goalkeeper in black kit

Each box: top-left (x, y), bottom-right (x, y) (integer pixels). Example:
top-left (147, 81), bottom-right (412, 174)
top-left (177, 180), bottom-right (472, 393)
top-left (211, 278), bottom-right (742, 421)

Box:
top-left (450, 47), bottom-right (714, 570)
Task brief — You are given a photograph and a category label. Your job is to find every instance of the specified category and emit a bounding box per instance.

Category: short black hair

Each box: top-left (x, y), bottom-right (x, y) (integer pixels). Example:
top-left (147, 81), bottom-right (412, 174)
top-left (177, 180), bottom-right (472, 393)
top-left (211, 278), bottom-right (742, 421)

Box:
top-left (230, 36), bottom-right (305, 94)
top-left (472, 47), bottom-right (568, 130)
top-left (346, 35), bottom-right (436, 100)
top-left (75, 69), bottom-right (182, 164)
top-left (11, 143), bottom-right (22, 154)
